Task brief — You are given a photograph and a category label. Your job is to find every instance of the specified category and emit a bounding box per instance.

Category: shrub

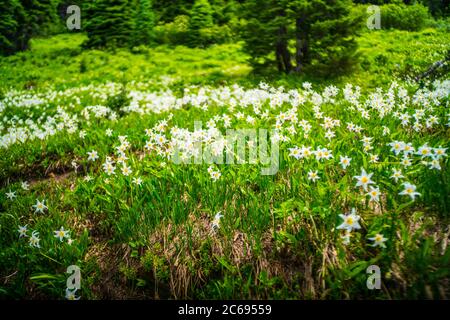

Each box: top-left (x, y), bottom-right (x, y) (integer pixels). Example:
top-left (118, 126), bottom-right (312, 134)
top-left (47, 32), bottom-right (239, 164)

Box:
top-left (381, 3), bottom-right (430, 31)
top-left (154, 15), bottom-right (190, 45)
top-left (105, 83), bottom-right (130, 116)
top-left (187, 0), bottom-right (214, 47)
top-left (198, 24), bottom-right (232, 46)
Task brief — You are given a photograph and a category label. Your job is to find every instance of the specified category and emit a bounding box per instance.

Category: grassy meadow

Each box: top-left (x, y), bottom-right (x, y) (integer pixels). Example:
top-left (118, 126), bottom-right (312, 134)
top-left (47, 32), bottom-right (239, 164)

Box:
top-left (0, 26), bottom-right (449, 300)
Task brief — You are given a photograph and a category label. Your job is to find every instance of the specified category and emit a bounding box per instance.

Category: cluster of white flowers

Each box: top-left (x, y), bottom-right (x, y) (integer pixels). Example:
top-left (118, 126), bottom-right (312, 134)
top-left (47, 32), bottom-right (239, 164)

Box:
top-left (17, 224), bottom-right (73, 248)
top-left (388, 140), bottom-right (447, 170)
top-left (337, 208), bottom-right (388, 248)
top-left (17, 225), bottom-right (41, 248)
top-left (3, 79), bottom-right (448, 260)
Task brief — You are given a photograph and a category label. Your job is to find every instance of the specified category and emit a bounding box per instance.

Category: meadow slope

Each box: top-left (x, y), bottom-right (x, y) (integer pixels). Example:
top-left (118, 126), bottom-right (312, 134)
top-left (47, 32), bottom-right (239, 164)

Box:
top-left (0, 30), bottom-right (449, 299)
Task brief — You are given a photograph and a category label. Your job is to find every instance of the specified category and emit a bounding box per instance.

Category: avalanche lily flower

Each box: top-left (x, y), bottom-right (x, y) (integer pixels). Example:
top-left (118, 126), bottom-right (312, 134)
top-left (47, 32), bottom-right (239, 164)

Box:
top-left (324, 130), bottom-right (335, 140)
top-left (399, 182), bottom-right (421, 200)
top-left (369, 154), bottom-right (379, 163)
top-left (121, 164), bottom-right (132, 176)
top-left (367, 187), bottom-right (381, 202)
top-left (361, 136), bottom-right (373, 146)
top-left (54, 226), bottom-right (70, 242)
top-left (369, 233), bottom-right (388, 248)
top-left (6, 190), bottom-right (16, 200)
top-left (337, 208), bottom-right (361, 232)
top-left (87, 150), bottom-right (99, 161)
top-left (428, 157), bottom-right (441, 170)
top-left (314, 147), bottom-right (333, 161)
top-left (33, 199), bottom-right (48, 213)
top-left (417, 144), bottom-right (432, 158)
top-left (300, 146), bottom-right (313, 158)
top-left (211, 212), bottom-right (223, 230)
top-left (307, 170), bottom-right (320, 182)
top-left (289, 147), bottom-right (301, 160)
top-left (103, 160), bottom-right (116, 176)
top-left (116, 153), bottom-right (129, 164)
top-left (402, 143), bottom-right (414, 156)
top-left (400, 157), bottom-right (412, 167)
top-left (79, 130), bottom-right (86, 139)
top-left (65, 288), bottom-right (81, 300)
top-left (339, 156), bottom-right (351, 169)
top-left (133, 177), bottom-right (143, 186)
top-left (390, 168), bottom-right (404, 183)
top-left (388, 141), bottom-right (404, 155)
top-left (210, 170), bottom-right (221, 181)
top-left (29, 231), bottom-right (41, 248)
top-left (353, 168), bottom-right (374, 191)
top-left (434, 147), bottom-right (447, 158)
top-left (18, 225), bottom-right (28, 237)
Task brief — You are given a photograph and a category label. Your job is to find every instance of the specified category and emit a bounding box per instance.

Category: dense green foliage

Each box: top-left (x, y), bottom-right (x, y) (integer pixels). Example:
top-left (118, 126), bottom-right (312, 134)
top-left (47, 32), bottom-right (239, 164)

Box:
top-left (0, 0), bottom-right (23, 55)
top-left (187, 0), bottom-right (215, 47)
top-left (83, 0), bottom-right (134, 48)
top-left (0, 0), bottom-right (54, 55)
top-left (382, 3), bottom-right (431, 31)
top-left (1, 0), bottom-right (448, 75)
top-left (0, 27), bottom-right (448, 90)
top-left (239, 0), bottom-right (362, 74)
top-left (353, 0), bottom-right (449, 18)
top-left (133, 0), bottom-right (156, 46)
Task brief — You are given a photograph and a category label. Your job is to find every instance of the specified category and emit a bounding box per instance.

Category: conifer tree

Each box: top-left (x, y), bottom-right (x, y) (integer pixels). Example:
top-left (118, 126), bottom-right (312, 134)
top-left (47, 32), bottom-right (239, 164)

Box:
top-left (240, 0), bottom-right (292, 73)
top-left (0, 0), bottom-right (23, 55)
top-left (19, 0), bottom-right (54, 47)
top-left (240, 0), bottom-right (361, 75)
top-left (290, 0), bottom-right (361, 74)
top-left (187, 0), bottom-right (214, 47)
top-left (0, 0), bottom-right (53, 55)
top-left (83, 0), bottom-right (134, 48)
top-left (133, 0), bottom-right (156, 46)
top-left (152, 0), bottom-right (195, 22)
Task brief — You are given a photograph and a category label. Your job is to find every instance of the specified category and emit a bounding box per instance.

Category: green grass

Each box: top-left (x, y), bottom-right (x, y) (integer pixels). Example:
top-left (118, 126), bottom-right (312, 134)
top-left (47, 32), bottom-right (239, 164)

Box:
top-left (0, 29), bottom-right (449, 300)
top-left (0, 33), bottom-right (251, 91)
top-left (1, 28), bottom-right (448, 92)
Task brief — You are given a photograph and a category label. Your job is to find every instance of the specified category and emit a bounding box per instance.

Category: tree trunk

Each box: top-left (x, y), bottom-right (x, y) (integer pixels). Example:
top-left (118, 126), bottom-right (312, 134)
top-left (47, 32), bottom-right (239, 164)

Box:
top-left (275, 48), bottom-right (283, 72)
top-left (16, 25), bottom-right (31, 52)
top-left (295, 17), bottom-right (309, 73)
top-left (276, 25), bottom-right (292, 73)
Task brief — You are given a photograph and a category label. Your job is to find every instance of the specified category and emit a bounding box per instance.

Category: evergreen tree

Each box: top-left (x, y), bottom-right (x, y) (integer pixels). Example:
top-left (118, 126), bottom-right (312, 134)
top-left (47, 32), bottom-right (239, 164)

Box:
top-left (83, 0), bottom-right (134, 48)
top-left (133, 0), bottom-right (156, 46)
top-left (0, 0), bottom-right (54, 55)
top-left (210, 0), bottom-right (234, 24)
top-left (153, 0), bottom-right (195, 23)
top-left (18, 0), bottom-right (54, 49)
top-left (291, 0), bottom-right (361, 74)
top-left (240, 0), bottom-right (291, 73)
top-left (420, 0), bottom-right (449, 17)
top-left (240, 0), bottom-right (361, 75)
top-left (187, 0), bottom-right (214, 47)
top-left (152, 0), bottom-right (237, 24)
top-left (0, 0), bottom-right (23, 55)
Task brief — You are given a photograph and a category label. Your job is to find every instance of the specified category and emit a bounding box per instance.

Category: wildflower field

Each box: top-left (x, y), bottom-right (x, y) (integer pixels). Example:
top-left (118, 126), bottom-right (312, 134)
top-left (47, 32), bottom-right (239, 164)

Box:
top-left (1, 28), bottom-right (449, 300)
